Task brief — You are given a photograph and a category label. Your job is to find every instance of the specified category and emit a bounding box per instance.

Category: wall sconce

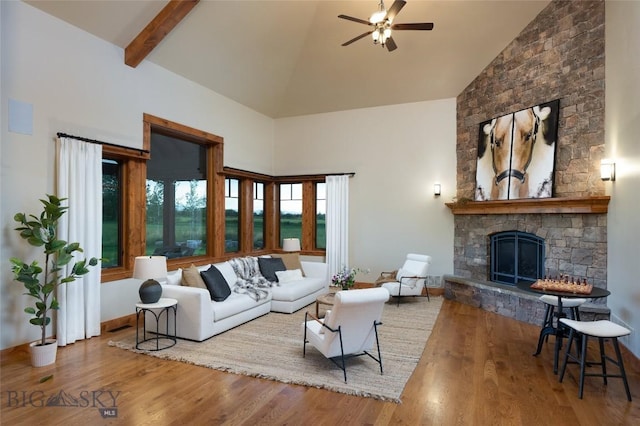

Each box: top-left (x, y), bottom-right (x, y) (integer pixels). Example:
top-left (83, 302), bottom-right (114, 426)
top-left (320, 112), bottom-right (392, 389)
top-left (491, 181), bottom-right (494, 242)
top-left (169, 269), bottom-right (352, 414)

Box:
top-left (600, 159), bottom-right (616, 181)
top-left (434, 183), bottom-right (442, 196)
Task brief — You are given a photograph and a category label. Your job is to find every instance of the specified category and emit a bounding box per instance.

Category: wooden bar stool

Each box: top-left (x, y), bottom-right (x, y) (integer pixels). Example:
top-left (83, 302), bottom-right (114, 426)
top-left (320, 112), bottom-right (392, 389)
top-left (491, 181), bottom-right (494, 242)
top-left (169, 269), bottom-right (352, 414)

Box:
top-left (558, 318), bottom-right (632, 401)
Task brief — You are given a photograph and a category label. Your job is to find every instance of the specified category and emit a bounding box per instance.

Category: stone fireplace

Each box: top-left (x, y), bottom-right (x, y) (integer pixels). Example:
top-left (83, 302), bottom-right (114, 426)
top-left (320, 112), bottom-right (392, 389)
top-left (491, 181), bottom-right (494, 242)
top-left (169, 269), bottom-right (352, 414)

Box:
top-left (443, 198), bottom-right (610, 325)
top-left (445, 1), bottom-right (609, 325)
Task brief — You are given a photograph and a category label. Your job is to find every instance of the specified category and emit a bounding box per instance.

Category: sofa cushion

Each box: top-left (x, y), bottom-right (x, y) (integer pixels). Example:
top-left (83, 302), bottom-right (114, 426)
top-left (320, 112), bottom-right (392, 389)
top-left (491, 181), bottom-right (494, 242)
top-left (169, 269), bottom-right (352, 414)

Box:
top-left (397, 268), bottom-right (418, 288)
top-left (200, 266), bottom-right (232, 302)
top-left (275, 269), bottom-right (303, 283)
top-left (270, 276), bottom-right (325, 302)
top-left (319, 309), bottom-right (331, 334)
top-left (182, 265), bottom-right (207, 289)
top-left (211, 292), bottom-right (272, 322)
top-left (165, 269), bottom-right (182, 286)
top-left (258, 257), bottom-right (286, 282)
top-left (272, 253), bottom-right (305, 276)
top-left (213, 262), bottom-right (238, 288)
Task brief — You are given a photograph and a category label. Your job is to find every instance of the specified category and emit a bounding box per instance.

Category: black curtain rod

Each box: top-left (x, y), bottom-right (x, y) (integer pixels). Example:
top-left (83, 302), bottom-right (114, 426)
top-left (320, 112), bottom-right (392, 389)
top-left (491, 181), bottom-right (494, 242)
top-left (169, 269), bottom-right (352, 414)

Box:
top-left (56, 132), bottom-right (149, 154)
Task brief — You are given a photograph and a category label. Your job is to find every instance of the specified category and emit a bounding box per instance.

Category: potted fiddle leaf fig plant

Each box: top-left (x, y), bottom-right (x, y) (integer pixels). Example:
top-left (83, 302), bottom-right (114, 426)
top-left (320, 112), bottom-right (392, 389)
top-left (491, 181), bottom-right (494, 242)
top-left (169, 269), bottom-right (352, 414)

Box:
top-left (10, 194), bottom-right (99, 367)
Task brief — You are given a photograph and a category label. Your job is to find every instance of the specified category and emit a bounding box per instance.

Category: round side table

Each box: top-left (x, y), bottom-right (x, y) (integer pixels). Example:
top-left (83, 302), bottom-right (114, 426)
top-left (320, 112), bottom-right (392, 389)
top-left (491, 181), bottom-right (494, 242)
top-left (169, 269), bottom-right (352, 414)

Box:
top-left (135, 297), bottom-right (177, 351)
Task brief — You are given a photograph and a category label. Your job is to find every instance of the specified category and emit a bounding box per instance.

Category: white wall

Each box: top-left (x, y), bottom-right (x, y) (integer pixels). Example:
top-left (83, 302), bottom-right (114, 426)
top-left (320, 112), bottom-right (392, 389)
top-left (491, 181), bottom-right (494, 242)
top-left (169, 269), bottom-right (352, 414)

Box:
top-left (605, 1), bottom-right (640, 358)
top-left (0, 2), bottom-right (274, 350)
top-left (274, 99), bottom-right (456, 283)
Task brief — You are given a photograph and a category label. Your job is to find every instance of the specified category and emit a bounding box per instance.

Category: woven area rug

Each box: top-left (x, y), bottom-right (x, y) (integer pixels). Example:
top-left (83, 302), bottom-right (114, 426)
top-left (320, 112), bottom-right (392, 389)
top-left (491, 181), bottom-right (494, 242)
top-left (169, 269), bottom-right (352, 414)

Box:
top-left (109, 296), bottom-right (442, 403)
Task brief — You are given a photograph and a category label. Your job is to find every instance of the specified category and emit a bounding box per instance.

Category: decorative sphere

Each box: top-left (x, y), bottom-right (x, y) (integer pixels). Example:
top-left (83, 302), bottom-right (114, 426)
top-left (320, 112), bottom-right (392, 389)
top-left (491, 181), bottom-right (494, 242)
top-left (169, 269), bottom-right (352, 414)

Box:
top-left (139, 279), bottom-right (162, 304)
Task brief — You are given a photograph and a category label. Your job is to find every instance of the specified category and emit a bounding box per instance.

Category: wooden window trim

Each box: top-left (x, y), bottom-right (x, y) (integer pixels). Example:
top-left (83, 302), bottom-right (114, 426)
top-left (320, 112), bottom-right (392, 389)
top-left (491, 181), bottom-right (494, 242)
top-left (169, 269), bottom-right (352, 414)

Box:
top-left (101, 145), bottom-right (146, 283)
top-left (143, 115), bottom-right (225, 271)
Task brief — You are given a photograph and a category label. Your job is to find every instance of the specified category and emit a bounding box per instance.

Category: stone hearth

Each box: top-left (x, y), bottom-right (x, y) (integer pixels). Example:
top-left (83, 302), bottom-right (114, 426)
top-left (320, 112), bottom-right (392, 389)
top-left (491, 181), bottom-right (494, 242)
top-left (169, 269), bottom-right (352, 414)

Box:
top-left (443, 275), bottom-right (610, 326)
top-left (443, 200), bottom-right (610, 325)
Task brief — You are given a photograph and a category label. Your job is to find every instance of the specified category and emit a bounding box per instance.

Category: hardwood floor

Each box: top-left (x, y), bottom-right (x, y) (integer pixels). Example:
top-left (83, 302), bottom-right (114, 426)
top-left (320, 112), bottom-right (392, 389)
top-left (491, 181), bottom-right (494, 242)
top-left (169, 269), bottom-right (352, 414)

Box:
top-left (2, 299), bottom-right (639, 425)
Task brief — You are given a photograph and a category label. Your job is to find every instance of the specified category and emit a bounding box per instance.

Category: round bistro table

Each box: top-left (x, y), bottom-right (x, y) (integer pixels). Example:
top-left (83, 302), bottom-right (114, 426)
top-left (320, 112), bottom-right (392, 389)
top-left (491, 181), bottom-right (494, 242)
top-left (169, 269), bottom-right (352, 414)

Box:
top-left (516, 281), bottom-right (610, 374)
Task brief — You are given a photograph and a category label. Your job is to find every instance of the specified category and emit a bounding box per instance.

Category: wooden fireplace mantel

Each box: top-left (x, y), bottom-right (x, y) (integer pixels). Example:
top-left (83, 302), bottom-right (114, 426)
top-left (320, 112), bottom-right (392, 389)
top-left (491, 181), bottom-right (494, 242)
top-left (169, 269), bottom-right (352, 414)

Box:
top-left (445, 196), bottom-right (610, 215)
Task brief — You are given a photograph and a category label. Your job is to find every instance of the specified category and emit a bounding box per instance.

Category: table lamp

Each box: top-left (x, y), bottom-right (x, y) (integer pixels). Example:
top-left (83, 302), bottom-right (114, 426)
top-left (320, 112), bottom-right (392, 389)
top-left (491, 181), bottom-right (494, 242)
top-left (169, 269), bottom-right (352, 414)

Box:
top-left (282, 238), bottom-right (301, 252)
top-left (133, 255), bottom-right (168, 304)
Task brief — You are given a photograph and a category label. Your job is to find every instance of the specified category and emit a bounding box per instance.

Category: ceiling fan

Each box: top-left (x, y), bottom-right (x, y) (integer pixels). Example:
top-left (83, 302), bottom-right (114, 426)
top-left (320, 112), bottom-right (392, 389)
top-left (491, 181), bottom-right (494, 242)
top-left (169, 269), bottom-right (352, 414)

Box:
top-left (338, 0), bottom-right (433, 52)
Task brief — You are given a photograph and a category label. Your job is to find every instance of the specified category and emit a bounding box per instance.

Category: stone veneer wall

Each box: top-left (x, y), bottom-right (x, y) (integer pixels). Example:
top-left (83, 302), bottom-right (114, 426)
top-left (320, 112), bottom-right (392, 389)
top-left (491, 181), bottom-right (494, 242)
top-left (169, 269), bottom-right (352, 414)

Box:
top-left (453, 213), bottom-right (607, 288)
top-left (447, 1), bottom-right (608, 319)
top-left (456, 1), bottom-right (606, 199)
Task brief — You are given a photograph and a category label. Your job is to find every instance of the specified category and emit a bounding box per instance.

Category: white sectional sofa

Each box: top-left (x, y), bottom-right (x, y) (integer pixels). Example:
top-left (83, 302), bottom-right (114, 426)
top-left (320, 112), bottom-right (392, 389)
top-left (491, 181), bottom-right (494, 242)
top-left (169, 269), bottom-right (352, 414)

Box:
top-left (158, 257), bottom-right (329, 341)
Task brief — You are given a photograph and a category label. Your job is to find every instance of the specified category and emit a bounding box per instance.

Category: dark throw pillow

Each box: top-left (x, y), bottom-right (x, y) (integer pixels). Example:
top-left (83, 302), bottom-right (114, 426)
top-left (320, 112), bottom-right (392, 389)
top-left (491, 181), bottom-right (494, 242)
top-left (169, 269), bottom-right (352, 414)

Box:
top-left (258, 257), bottom-right (287, 282)
top-left (200, 266), bottom-right (232, 302)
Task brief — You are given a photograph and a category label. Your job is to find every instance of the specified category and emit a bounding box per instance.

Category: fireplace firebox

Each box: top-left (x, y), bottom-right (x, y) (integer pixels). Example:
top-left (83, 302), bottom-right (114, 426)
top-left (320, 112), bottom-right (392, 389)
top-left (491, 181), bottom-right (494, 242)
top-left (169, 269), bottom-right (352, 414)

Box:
top-left (490, 231), bottom-right (544, 285)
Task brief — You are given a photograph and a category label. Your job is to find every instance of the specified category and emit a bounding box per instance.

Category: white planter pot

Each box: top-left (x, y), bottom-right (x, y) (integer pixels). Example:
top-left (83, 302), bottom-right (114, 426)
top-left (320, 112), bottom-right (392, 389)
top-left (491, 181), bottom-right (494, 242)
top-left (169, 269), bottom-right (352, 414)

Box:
top-left (29, 339), bottom-right (57, 367)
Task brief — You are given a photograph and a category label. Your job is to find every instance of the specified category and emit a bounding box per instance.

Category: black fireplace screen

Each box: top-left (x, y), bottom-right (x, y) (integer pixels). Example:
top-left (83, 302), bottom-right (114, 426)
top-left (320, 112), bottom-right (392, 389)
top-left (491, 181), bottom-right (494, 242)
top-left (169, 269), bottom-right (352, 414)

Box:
top-left (490, 231), bottom-right (544, 285)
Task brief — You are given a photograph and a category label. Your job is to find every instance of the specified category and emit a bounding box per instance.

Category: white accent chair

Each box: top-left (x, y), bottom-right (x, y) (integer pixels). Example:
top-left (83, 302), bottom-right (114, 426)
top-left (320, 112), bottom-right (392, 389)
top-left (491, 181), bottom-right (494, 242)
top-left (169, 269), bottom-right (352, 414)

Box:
top-left (302, 287), bottom-right (390, 382)
top-left (380, 254), bottom-right (432, 306)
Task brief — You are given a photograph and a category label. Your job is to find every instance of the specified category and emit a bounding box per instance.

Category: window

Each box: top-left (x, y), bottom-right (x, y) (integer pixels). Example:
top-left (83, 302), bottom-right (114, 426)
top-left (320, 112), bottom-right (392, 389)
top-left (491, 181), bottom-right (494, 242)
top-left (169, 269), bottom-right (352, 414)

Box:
top-left (101, 114), bottom-right (337, 283)
top-left (279, 183), bottom-right (303, 244)
top-left (225, 178), bottom-right (240, 253)
top-left (276, 180), bottom-right (326, 252)
top-left (102, 159), bottom-right (121, 268)
top-left (100, 144), bottom-right (147, 282)
top-left (253, 182), bottom-right (265, 250)
top-left (315, 182), bottom-right (326, 250)
top-left (146, 133), bottom-right (208, 259)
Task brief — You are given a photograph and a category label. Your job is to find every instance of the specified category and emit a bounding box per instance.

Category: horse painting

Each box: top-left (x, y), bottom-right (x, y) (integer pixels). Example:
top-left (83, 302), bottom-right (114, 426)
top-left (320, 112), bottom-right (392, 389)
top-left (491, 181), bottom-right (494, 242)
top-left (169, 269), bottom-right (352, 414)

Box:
top-left (475, 100), bottom-right (559, 201)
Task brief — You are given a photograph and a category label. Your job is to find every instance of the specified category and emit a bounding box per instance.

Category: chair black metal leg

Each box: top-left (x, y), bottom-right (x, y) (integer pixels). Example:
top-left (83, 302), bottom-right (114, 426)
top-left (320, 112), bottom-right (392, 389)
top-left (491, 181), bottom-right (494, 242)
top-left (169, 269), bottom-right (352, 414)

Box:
top-left (337, 326), bottom-right (347, 382)
top-left (424, 283), bottom-right (430, 302)
top-left (303, 312), bottom-right (308, 357)
top-left (374, 321), bottom-right (383, 375)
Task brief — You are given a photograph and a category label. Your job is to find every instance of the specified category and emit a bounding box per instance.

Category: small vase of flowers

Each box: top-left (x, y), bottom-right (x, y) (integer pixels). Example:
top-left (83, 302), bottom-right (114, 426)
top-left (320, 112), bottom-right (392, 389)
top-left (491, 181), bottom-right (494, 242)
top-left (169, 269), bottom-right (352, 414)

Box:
top-left (331, 267), bottom-right (369, 290)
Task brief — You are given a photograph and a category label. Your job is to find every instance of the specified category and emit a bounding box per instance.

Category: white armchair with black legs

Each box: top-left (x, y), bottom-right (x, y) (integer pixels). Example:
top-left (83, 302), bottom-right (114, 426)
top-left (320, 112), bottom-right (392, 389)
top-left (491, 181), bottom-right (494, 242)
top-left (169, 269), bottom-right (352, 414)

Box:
top-left (379, 254), bottom-right (432, 306)
top-left (302, 287), bottom-right (389, 383)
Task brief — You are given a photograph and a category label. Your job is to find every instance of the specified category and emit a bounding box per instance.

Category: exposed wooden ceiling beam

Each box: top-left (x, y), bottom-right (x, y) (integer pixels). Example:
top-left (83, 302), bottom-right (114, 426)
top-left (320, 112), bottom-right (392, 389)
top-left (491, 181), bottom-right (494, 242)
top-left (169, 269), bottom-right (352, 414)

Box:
top-left (125, 0), bottom-right (199, 68)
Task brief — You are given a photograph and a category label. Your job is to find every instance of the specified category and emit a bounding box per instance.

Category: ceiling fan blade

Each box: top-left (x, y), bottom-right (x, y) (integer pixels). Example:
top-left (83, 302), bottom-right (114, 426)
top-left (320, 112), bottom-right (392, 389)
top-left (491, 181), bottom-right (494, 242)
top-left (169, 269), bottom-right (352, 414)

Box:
top-left (385, 36), bottom-right (398, 52)
top-left (342, 31), bottom-right (373, 46)
top-left (392, 22), bottom-right (434, 31)
top-left (338, 14), bottom-right (372, 26)
top-left (385, 0), bottom-right (406, 22)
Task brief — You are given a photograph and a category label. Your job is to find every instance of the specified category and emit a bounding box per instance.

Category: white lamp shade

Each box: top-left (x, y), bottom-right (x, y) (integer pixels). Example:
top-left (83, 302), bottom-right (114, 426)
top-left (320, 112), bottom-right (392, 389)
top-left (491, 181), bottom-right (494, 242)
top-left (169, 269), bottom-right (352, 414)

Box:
top-left (133, 256), bottom-right (168, 280)
top-left (282, 238), bottom-right (301, 252)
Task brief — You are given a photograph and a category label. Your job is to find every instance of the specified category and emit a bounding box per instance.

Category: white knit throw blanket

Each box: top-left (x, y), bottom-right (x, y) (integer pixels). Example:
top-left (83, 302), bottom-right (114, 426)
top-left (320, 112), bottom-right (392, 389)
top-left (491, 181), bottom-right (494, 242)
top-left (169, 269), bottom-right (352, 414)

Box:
top-left (228, 257), bottom-right (277, 301)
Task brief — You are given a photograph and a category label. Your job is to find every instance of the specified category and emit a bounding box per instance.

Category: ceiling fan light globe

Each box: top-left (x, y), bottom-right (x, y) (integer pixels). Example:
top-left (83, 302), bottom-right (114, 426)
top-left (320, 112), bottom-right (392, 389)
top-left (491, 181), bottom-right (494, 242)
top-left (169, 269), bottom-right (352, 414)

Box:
top-left (372, 30), bottom-right (380, 41)
top-left (369, 10), bottom-right (386, 24)
top-left (384, 28), bottom-right (392, 39)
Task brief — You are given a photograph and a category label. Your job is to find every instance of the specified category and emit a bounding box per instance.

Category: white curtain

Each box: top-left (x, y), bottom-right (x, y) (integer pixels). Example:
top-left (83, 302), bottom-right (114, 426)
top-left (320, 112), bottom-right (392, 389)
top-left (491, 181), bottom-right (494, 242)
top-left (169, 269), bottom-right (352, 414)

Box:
top-left (325, 175), bottom-right (350, 280)
top-left (55, 137), bottom-right (102, 346)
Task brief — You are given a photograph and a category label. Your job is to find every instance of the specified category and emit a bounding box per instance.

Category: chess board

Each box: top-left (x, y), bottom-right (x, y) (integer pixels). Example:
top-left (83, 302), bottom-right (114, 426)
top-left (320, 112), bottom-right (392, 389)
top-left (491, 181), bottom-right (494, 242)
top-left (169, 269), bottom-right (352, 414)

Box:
top-left (530, 279), bottom-right (593, 295)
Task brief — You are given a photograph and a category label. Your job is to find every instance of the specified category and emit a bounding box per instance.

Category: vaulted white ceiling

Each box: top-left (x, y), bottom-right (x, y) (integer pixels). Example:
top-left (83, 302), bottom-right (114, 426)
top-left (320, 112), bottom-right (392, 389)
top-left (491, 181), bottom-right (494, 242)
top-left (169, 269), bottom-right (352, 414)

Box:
top-left (25, 0), bottom-right (549, 118)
